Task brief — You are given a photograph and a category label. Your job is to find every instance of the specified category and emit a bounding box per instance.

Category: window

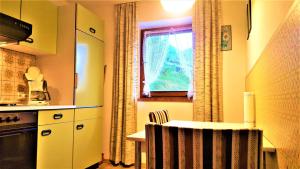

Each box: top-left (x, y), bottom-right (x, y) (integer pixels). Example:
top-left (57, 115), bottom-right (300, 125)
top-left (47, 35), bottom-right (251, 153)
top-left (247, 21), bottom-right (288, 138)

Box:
top-left (140, 25), bottom-right (193, 101)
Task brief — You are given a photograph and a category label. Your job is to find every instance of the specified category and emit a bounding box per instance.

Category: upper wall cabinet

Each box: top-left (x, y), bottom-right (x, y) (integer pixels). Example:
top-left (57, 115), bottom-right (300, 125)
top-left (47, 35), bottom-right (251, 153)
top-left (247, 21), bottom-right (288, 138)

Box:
top-left (1, 0), bottom-right (58, 55)
top-left (0, 0), bottom-right (21, 19)
top-left (76, 4), bottom-right (104, 41)
top-left (19, 0), bottom-right (58, 55)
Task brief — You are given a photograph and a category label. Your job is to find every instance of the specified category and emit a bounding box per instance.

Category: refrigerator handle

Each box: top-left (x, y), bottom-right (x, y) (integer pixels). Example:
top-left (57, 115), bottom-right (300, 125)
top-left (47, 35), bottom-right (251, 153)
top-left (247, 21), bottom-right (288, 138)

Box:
top-left (75, 73), bottom-right (78, 89)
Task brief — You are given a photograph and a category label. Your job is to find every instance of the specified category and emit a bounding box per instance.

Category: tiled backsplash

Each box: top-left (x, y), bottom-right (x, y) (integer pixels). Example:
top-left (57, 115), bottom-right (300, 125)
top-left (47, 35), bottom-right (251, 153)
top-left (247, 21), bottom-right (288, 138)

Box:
top-left (0, 48), bottom-right (36, 104)
top-left (246, 1), bottom-right (300, 168)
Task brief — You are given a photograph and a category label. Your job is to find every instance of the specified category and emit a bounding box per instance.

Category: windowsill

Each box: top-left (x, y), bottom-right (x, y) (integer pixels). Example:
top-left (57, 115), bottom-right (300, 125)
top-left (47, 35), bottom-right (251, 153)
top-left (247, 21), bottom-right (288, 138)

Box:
top-left (138, 97), bottom-right (193, 103)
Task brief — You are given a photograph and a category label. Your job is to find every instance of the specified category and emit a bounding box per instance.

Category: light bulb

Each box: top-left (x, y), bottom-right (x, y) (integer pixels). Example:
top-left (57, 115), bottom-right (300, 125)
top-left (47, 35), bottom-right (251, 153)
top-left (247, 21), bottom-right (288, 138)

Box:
top-left (161, 0), bottom-right (195, 14)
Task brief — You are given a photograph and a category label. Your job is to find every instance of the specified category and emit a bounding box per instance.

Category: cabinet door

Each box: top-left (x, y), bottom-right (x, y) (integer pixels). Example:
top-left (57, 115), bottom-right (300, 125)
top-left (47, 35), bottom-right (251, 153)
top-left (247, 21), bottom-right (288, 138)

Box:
top-left (39, 109), bottom-right (74, 125)
top-left (37, 122), bottom-right (73, 169)
top-left (20, 0), bottom-right (58, 55)
top-left (75, 30), bottom-right (104, 107)
top-left (0, 0), bottom-right (21, 19)
top-left (73, 118), bottom-right (102, 169)
top-left (75, 107), bottom-right (102, 121)
top-left (76, 4), bottom-right (104, 41)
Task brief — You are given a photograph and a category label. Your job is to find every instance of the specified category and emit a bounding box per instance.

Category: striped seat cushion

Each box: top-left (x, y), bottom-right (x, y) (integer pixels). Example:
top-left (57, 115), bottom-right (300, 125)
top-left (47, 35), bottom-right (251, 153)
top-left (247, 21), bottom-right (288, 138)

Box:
top-left (145, 124), bottom-right (263, 169)
top-left (149, 110), bottom-right (170, 125)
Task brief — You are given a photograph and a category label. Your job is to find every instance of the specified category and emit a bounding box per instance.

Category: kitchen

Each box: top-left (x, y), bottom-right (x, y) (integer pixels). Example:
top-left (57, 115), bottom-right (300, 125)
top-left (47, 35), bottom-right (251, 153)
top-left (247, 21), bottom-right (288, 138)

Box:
top-left (1, 0), bottom-right (299, 169)
top-left (0, 1), bottom-right (104, 169)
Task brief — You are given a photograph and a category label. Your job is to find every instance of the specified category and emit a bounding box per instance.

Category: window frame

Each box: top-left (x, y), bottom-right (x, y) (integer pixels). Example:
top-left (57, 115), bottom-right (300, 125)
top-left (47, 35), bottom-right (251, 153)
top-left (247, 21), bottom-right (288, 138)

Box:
top-left (139, 24), bottom-right (193, 102)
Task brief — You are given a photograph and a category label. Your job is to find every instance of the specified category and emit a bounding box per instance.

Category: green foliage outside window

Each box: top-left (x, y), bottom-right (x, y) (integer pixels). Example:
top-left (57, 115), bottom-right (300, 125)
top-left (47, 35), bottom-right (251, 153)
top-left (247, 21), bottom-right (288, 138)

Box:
top-left (146, 32), bottom-right (193, 92)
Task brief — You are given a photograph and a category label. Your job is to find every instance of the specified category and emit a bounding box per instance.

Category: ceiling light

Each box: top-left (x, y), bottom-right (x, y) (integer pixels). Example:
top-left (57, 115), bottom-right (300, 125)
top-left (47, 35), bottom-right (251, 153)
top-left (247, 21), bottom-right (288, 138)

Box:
top-left (160, 0), bottom-right (195, 14)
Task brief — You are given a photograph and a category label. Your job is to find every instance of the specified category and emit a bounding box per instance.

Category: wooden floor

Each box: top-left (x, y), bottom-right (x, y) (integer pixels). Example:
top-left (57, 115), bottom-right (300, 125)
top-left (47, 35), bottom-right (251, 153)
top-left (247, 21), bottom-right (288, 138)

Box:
top-left (99, 162), bottom-right (145, 169)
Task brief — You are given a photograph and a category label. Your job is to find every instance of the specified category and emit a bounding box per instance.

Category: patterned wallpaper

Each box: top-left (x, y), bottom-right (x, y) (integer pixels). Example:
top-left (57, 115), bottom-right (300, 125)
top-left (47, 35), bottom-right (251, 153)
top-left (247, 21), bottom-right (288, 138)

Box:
top-left (246, 1), bottom-right (300, 169)
top-left (0, 48), bottom-right (36, 104)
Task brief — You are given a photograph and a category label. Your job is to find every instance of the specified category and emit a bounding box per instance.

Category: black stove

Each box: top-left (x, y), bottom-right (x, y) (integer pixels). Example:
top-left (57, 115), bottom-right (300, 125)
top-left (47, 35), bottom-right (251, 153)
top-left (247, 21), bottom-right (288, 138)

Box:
top-left (0, 111), bottom-right (37, 126)
top-left (0, 111), bottom-right (38, 169)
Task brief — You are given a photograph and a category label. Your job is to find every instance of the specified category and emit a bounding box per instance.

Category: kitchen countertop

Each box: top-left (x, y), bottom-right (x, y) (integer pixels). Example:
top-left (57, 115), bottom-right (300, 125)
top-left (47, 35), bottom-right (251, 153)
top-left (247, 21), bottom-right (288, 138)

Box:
top-left (0, 105), bottom-right (78, 112)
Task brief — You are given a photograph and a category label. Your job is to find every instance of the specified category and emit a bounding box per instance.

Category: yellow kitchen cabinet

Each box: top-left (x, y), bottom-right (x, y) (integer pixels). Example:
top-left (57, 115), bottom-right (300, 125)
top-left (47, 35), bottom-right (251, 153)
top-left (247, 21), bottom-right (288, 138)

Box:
top-left (75, 30), bottom-right (104, 107)
top-left (76, 4), bottom-right (104, 41)
top-left (75, 107), bottom-right (102, 121)
top-left (38, 109), bottom-right (74, 125)
top-left (73, 108), bottom-right (102, 169)
top-left (0, 0), bottom-right (21, 19)
top-left (19, 0), bottom-right (58, 55)
top-left (37, 122), bottom-right (73, 169)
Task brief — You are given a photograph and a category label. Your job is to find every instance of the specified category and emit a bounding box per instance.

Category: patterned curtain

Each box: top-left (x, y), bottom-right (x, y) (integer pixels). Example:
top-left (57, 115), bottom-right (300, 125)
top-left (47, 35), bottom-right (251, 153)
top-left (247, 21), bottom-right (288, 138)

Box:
top-left (192, 0), bottom-right (223, 121)
top-left (146, 124), bottom-right (263, 169)
top-left (110, 2), bottom-right (137, 165)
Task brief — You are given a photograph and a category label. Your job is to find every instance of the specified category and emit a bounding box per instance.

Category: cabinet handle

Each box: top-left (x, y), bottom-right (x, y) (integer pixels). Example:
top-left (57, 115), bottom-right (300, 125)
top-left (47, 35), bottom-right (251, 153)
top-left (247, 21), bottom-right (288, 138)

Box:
top-left (24, 38), bottom-right (34, 43)
top-left (89, 27), bottom-right (96, 34)
top-left (76, 124), bottom-right (84, 130)
top-left (41, 130), bottom-right (52, 136)
top-left (53, 113), bottom-right (63, 120)
top-left (75, 73), bottom-right (78, 89)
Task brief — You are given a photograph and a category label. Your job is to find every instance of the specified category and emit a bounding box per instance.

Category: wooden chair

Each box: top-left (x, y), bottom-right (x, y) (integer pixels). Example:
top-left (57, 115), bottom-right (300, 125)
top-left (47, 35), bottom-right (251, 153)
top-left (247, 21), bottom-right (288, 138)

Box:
top-left (148, 110), bottom-right (170, 125)
top-left (145, 124), bottom-right (263, 169)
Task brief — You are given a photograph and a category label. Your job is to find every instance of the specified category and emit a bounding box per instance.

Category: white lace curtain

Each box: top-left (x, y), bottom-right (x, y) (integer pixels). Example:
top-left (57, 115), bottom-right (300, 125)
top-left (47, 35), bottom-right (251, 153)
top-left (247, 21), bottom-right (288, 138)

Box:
top-left (143, 32), bottom-right (170, 96)
top-left (142, 28), bottom-right (193, 97)
top-left (174, 32), bottom-right (193, 98)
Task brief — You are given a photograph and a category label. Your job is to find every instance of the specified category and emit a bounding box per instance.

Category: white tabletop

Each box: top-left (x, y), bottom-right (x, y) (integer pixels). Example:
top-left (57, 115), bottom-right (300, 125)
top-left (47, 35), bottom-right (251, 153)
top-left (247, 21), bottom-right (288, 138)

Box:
top-left (163, 120), bottom-right (261, 130)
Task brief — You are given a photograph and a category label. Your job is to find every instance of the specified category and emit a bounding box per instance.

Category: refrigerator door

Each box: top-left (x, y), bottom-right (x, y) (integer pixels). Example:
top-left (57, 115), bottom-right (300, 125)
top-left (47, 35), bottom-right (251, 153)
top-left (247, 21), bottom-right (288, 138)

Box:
top-left (75, 30), bottom-right (104, 107)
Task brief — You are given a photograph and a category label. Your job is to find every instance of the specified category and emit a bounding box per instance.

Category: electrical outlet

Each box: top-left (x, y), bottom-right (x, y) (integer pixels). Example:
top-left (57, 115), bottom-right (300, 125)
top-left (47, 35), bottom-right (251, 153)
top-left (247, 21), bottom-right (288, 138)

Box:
top-left (17, 92), bottom-right (27, 100)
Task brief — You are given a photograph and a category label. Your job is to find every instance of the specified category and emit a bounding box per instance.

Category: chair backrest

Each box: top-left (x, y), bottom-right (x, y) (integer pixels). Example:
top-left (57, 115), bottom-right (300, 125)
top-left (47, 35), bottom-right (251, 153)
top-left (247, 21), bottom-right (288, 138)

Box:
top-left (145, 124), bottom-right (263, 169)
top-left (149, 110), bottom-right (170, 125)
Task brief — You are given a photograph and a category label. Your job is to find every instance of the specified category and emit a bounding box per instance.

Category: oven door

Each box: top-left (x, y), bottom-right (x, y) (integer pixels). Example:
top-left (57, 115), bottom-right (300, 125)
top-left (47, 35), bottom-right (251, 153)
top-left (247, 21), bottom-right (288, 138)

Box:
top-left (0, 127), bottom-right (37, 169)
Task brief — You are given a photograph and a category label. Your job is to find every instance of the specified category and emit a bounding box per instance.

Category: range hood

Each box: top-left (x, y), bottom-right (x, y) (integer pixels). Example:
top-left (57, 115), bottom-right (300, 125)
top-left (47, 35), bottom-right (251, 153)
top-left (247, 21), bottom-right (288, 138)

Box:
top-left (0, 12), bottom-right (32, 46)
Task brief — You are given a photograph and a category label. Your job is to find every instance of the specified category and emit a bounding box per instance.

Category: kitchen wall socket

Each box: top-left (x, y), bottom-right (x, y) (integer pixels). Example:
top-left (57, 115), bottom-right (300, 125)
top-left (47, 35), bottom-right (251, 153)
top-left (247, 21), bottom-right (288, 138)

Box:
top-left (17, 92), bottom-right (27, 100)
